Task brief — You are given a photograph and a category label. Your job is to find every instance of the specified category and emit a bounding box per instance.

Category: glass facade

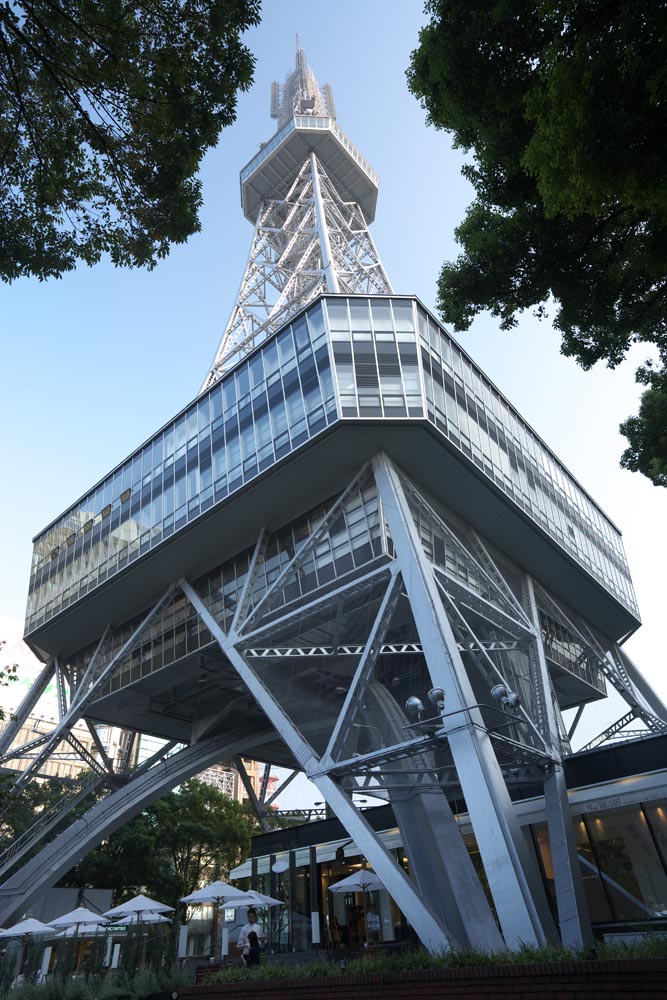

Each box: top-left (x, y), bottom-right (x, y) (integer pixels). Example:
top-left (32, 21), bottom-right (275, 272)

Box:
top-left (26, 302), bottom-right (337, 633)
top-left (26, 295), bottom-right (637, 637)
top-left (324, 297), bottom-right (636, 614)
top-left (74, 480), bottom-right (384, 704)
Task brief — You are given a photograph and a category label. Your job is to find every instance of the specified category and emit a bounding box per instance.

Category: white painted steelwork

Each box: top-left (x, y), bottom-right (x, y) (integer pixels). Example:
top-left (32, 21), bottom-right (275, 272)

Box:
top-left (201, 48), bottom-right (390, 387)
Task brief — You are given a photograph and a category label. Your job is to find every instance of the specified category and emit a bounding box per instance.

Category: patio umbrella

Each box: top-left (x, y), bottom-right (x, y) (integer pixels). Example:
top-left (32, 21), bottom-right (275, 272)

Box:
top-left (122, 912), bottom-right (171, 925)
top-left (180, 881), bottom-right (248, 962)
top-left (55, 922), bottom-right (110, 939)
top-left (0, 919), bottom-right (55, 938)
top-left (180, 881), bottom-right (247, 905)
top-left (0, 918), bottom-right (55, 976)
top-left (218, 890), bottom-right (283, 909)
top-left (328, 869), bottom-right (385, 946)
top-left (103, 894), bottom-right (174, 922)
top-left (328, 870), bottom-right (384, 893)
top-left (49, 906), bottom-right (107, 929)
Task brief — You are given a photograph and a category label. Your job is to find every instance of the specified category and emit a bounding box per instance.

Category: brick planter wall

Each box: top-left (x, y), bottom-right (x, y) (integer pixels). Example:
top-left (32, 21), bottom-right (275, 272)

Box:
top-left (179, 959), bottom-right (667, 1000)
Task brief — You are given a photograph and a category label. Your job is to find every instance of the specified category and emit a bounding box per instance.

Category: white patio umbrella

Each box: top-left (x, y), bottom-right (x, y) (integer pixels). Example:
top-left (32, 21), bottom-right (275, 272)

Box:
top-left (0, 918), bottom-right (56, 976)
top-left (218, 890), bottom-right (283, 909)
top-left (103, 894), bottom-right (174, 922)
top-left (122, 912), bottom-right (171, 925)
top-left (328, 869), bottom-right (385, 945)
top-left (49, 906), bottom-right (107, 929)
top-left (55, 922), bottom-right (110, 939)
top-left (328, 870), bottom-right (384, 894)
top-left (180, 881), bottom-right (247, 906)
top-left (0, 918), bottom-right (55, 938)
top-left (180, 881), bottom-right (248, 963)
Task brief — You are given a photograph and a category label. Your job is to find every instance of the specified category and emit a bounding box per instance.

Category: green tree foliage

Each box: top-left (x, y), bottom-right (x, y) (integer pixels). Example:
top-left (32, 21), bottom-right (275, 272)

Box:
top-left (620, 371), bottom-right (667, 487)
top-left (62, 779), bottom-right (257, 906)
top-left (0, 775), bottom-right (70, 852)
top-left (0, 640), bottom-right (18, 721)
top-left (0, 0), bottom-right (261, 282)
top-left (408, 0), bottom-right (667, 484)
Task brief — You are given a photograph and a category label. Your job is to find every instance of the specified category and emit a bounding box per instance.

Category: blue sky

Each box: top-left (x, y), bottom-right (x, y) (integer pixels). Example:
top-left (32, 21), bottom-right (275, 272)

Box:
top-left (1, 1), bottom-right (665, 777)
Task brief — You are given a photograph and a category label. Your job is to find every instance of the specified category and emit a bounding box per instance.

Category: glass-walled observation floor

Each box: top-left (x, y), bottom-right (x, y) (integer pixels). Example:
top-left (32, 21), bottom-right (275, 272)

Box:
top-left (26, 296), bottom-right (639, 639)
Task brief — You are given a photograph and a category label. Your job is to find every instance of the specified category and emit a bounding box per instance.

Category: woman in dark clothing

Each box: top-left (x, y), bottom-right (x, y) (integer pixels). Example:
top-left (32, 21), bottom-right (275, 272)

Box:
top-left (244, 930), bottom-right (261, 966)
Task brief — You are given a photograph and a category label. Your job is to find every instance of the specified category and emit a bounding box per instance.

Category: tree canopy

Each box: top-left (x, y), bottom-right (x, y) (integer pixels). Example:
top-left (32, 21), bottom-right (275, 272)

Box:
top-left (0, 0), bottom-right (260, 282)
top-left (60, 778), bottom-right (258, 906)
top-left (0, 640), bottom-right (18, 721)
top-left (408, 0), bottom-right (667, 485)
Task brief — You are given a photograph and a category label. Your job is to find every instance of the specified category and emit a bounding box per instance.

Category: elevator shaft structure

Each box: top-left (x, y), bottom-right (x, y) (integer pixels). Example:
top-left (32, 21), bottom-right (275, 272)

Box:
top-left (3, 46), bottom-right (667, 951)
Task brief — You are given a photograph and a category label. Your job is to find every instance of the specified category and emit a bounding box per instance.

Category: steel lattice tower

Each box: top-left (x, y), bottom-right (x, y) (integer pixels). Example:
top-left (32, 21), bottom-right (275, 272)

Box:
top-left (202, 46), bottom-right (391, 387)
top-left (2, 46), bottom-right (666, 954)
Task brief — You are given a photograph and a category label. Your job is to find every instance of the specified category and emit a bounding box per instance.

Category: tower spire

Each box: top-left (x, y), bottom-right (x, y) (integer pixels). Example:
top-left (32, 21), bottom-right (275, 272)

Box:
top-left (270, 42), bottom-right (336, 129)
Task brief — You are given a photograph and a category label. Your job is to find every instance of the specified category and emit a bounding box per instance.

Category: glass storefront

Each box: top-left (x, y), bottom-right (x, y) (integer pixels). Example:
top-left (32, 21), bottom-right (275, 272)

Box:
top-left (222, 796), bottom-right (667, 956)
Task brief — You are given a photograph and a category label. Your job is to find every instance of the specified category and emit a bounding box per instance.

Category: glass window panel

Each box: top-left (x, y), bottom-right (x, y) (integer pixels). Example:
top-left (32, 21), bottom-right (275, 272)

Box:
top-left (584, 807), bottom-right (667, 919)
top-left (370, 300), bottom-right (393, 331)
top-left (391, 299), bottom-right (414, 331)
top-left (327, 300), bottom-right (349, 331)
top-left (349, 300), bottom-right (371, 331)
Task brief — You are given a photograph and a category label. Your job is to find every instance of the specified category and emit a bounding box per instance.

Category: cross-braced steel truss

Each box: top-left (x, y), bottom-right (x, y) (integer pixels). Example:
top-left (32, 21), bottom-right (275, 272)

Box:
top-left (201, 154), bottom-right (392, 388)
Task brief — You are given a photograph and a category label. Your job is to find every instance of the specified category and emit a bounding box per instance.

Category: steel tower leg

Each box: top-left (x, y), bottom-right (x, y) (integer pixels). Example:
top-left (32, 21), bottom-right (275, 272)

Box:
top-left (0, 659), bottom-right (55, 755)
top-left (372, 454), bottom-right (558, 948)
top-left (524, 577), bottom-right (594, 948)
top-left (0, 728), bottom-right (271, 927)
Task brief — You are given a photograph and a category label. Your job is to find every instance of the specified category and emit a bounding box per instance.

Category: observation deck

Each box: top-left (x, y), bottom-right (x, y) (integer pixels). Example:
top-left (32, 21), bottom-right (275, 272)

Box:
top-left (240, 115), bottom-right (379, 224)
top-left (26, 295), bottom-right (639, 665)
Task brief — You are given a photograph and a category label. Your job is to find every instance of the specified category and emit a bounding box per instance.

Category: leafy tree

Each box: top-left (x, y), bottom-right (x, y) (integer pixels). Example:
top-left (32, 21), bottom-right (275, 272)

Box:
top-left (62, 779), bottom-right (257, 907)
top-left (0, 640), bottom-right (18, 721)
top-left (147, 779), bottom-right (255, 902)
top-left (0, 774), bottom-right (70, 853)
top-left (0, 0), bottom-right (261, 282)
top-left (620, 367), bottom-right (667, 487)
top-left (408, 0), bottom-right (667, 483)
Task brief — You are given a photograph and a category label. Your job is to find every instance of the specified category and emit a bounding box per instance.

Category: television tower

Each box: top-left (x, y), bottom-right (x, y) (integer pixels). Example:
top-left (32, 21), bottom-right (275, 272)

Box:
top-left (2, 46), bottom-right (666, 955)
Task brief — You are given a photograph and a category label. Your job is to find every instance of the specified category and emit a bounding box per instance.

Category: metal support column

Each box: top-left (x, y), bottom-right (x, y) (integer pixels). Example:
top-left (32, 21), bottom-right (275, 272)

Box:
top-left (373, 454), bottom-right (557, 948)
top-left (0, 659), bottom-right (55, 756)
top-left (310, 153), bottom-right (340, 293)
top-left (524, 576), bottom-right (594, 948)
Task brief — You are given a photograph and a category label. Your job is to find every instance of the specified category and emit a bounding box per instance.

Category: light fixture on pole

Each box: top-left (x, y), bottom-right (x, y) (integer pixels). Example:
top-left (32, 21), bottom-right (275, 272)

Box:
top-left (405, 696), bottom-right (424, 721)
top-left (490, 683), bottom-right (521, 711)
top-left (427, 687), bottom-right (446, 714)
